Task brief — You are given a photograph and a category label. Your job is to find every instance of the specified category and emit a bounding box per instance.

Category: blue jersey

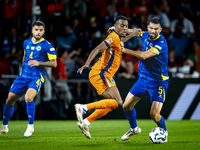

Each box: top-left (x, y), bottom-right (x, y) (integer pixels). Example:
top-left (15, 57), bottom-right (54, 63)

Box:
top-left (21, 38), bottom-right (57, 81)
top-left (138, 31), bottom-right (169, 81)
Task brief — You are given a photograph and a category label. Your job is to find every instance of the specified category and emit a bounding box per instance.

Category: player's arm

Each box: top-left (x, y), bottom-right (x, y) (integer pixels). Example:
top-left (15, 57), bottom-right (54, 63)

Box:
top-left (107, 27), bottom-right (141, 43)
top-left (122, 28), bottom-right (141, 43)
top-left (77, 42), bottom-right (108, 74)
top-left (28, 59), bottom-right (57, 68)
top-left (122, 48), bottom-right (157, 60)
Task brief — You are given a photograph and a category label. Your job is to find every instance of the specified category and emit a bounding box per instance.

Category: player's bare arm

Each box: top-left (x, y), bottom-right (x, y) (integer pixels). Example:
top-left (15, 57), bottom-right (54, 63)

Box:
top-left (77, 42), bottom-right (108, 74)
top-left (28, 59), bottom-right (57, 68)
top-left (122, 28), bottom-right (141, 43)
top-left (122, 48), bottom-right (157, 60)
top-left (107, 27), bottom-right (141, 43)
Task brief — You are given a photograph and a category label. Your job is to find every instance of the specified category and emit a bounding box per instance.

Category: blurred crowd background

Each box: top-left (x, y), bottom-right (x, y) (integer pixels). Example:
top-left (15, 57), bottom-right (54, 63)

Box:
top-left (0, 0), bottom-right (200, 113)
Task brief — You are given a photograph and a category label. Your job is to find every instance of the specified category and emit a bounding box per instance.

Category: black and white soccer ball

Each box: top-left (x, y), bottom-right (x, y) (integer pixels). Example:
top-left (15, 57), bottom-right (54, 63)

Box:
top-left (149, 127), bottom-right (167, 144)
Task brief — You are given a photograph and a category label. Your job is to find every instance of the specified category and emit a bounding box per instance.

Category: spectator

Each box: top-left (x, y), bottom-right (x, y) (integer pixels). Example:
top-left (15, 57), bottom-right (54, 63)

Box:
top-left (46, 0), bottom-right (65, 39)
top-left (168, 21), bottom-right (189, 60)
top-left (56, 24), bottom-right (77, 50)
top-left (168, 22), bottom-right (189, 58)
top-left (168, 47), bottom-right (179, 68)
top-left (176, 0), bottom-right (193, 20)
top-left (133, 0), bottom-right (149, 17)
top-left (171, 9), bottom-right (194, 37)
top-left (118, 0), bottom-right (131, 18)
top-left (52, 47), bottom-right (74, 109)
top-left (147, 0), bottom-right (171, 36)
top-left (65, 0), bottom-right (87, 21)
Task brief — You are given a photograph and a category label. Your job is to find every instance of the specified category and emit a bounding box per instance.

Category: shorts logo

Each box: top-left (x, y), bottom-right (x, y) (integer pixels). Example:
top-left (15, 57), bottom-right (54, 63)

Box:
top-left (110, 78), bottom-right (115, 83)
top-left (106, 38), bottom-right (113, 44)
top-left (36, 46), bottom-right (41, 51)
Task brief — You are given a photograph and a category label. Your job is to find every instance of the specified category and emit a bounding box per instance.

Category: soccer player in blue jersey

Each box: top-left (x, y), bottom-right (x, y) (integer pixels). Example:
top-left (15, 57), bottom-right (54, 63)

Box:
top-left (120, 18), bottom-right (169, 142)
top-left (0, 21), bottom-right (57, 137)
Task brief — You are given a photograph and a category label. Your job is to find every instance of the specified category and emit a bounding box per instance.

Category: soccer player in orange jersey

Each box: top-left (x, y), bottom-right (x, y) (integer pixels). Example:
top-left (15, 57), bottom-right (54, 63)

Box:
top-left (75, 15), bottom-right (141, 139)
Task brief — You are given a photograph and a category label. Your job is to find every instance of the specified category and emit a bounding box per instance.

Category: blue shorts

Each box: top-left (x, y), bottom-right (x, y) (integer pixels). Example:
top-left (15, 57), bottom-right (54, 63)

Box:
top-left (9, 74), bottom-right (44, 96)
top-left (129, 77), bottom-right (169, 103)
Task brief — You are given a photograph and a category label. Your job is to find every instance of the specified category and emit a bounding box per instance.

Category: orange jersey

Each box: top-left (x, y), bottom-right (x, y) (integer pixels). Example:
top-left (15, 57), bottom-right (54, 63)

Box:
top-left (92, 31), bottom-right (122, 78)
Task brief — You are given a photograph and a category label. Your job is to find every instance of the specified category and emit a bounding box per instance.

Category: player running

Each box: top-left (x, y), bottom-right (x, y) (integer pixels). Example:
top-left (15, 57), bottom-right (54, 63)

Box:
top-left (120, 18), bottom-right (169, 141)
top-left (75, 15), bottom-right (141, 139)
top-left (0, 21), bottom-right (57, 137)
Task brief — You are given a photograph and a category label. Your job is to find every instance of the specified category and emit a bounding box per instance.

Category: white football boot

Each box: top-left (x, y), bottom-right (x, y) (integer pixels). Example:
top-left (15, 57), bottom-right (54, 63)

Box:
top-left (0, 126), bottom-right (9, 134)
top-left (77, 122), bottom-right (91, 139)
top-left (121, 127), bottom-right (141, 141)
top-left (24, 124), bottom-right (34, 137)
top-left (75, 104), bottom-right (86, 123)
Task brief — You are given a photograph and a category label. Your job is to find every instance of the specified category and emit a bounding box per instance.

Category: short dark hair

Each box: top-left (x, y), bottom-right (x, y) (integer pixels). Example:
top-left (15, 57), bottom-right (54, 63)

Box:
top-left (32, 21), bottom-right (45, 29)
top-left (115, 15), bottom-right (128, 23)
top-left (148, 18), bottom-right (161, 26)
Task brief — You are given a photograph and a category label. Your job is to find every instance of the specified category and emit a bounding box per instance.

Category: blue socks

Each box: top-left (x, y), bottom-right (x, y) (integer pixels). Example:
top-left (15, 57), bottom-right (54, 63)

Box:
top-left (156, 116), bottom-right (167, 131)
top-left (3, 104), bottom-right (14, 125)
top-left (124, 107), bottom-right (137, 129)
top-left (25, 101), bottom-right (35, 125)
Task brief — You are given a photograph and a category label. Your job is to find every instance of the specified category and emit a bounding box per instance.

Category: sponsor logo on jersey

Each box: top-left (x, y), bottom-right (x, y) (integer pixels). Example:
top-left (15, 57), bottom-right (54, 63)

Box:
top-left (31, 47), bottom-right (35, 50)
top-left (155, 45), bottom-right (162, 50)
top-left (50, 48), bottom-right (55, 51)
top-left (106, 38), bottom-right (113, 44)
top-left (150, 43), bottom-right (153, 47)
top-left (36, 46), bottom-right (41, 51)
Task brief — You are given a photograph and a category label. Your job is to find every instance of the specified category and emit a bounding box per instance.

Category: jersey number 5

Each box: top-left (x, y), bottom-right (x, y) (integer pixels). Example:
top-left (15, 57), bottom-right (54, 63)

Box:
top-left (29, 52), bottom-right (33, 59)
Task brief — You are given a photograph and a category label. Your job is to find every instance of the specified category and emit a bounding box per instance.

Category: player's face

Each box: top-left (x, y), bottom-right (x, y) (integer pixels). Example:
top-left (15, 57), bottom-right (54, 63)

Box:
top-left (147, 22), bottom-right (162, 40)
top-left (32, 25), bottom-right (45, 41)
top-left (115, 20), bottom-right (128, 37)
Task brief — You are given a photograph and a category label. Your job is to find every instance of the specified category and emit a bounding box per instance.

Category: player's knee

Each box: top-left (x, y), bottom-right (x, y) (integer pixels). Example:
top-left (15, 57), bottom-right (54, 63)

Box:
top-left (25, 96), bottom-right (33, 102)
top-left (123, 103), bottom-right (132, 111)
top-left (150, 112), bottom-right (160, 122)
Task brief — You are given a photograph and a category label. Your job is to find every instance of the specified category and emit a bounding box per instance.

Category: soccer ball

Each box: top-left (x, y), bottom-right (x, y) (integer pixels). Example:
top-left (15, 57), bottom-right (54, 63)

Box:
top-left (149, 127), bottom-right (167, 144)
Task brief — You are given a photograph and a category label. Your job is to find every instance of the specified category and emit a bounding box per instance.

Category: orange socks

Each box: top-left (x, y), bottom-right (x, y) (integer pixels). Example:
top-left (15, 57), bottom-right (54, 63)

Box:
top-left (86, 99), bottom-right (118, 123)
top-left (87, 108), bottom-right (113, 123)
top-left (87, 99), bottom-right (118, 110)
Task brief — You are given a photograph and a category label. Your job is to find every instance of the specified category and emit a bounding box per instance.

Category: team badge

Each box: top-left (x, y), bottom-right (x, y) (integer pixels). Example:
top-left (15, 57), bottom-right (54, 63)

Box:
top-left (36, 46), bottom-right (41, 51)
top-left (106, 38), bottom-right (113, 44)
top-left (26, 46), bottom-right (29, 49)
top-left (110, 78), bottom-right (115, 83)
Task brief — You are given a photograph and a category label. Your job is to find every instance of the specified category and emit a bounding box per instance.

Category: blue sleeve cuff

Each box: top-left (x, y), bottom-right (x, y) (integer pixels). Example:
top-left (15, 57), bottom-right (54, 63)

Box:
top-left (103, 41), bottom-right (110, 49)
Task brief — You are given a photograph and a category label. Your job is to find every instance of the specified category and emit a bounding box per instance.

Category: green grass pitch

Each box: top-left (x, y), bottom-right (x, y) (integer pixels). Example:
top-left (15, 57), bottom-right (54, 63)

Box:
top-left (0, 120), bottom-right (200, 150)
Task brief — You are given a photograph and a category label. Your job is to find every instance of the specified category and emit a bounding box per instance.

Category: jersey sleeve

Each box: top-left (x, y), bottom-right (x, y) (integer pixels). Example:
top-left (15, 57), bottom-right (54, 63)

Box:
top-left (45, 42), bottom-right (57, 60)
top-left (139, 31), bottom-right (146, 41)
top-left (103, 33), bottom-right (120, 48)
top-left (151, 40), bottom-right (168, 55)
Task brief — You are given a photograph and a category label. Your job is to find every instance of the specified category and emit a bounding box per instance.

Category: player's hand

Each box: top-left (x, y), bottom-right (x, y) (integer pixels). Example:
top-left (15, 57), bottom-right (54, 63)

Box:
top-left (77, 64), bottom-right (89, 74)
top-left (107, 26), bottom-right (115, 33)
top-left (28, 60), bottom-right (40, 67)
top-left (120, 41), bottom-right (124, 49)
top-left (129, 28), bottom-right (142, 37)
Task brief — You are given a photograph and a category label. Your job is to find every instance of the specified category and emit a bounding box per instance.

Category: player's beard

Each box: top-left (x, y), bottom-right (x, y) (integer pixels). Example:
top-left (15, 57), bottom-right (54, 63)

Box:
top-left (33, 35), bottom-right (42, 41)
top-left (149, 33), bottom-right (158, 40)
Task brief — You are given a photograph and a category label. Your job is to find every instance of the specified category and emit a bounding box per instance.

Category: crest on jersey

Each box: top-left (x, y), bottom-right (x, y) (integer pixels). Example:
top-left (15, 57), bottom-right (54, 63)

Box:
top-left (36, 46), bottom-right (41, 51)
top-left (106, 38), bottom-right (113, 44)
top-left (26, 46), bottom-right (29, 49)
top-left (110, 78), bottom-right (115, 83)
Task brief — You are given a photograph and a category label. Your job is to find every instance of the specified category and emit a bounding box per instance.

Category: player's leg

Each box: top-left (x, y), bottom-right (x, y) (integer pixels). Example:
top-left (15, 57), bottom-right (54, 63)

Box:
top-left (0, 92), bottom-right (20, 134)
top-left (148, 79), bottom-right (169, 142)
top-left (121, 77), bottom-right (148, 141)
top-left (121, 93), bottom-right (142, 141)
top-left (23, 88), bottom-right (37, 137)
top-left (76, 86), bottom-right (122, 139)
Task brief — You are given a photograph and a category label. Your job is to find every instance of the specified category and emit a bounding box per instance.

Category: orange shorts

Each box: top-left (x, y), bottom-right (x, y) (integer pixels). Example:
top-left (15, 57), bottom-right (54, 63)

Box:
top-left (89, 69), bottom-right (116, 95)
